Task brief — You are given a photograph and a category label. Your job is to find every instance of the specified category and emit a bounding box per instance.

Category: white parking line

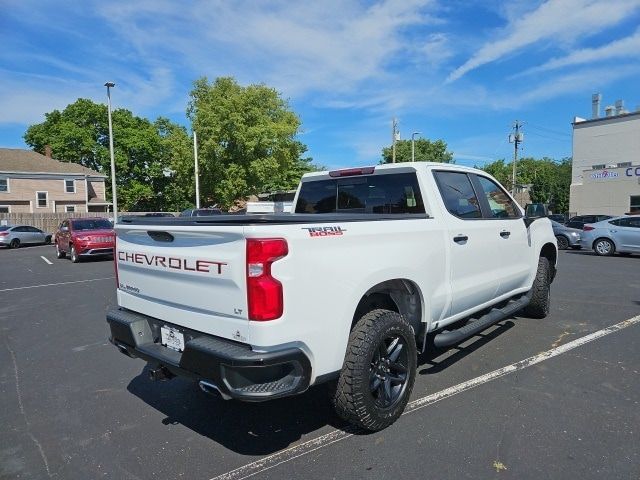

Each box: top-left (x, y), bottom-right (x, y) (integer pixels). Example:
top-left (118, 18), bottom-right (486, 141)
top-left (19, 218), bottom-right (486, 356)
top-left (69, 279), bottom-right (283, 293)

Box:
top-left (211, 313), bottom-right (640, 480)
top-left (40, 256), bottom-right (53, 265)
top-left (0, 277), bottom-right (114, 293)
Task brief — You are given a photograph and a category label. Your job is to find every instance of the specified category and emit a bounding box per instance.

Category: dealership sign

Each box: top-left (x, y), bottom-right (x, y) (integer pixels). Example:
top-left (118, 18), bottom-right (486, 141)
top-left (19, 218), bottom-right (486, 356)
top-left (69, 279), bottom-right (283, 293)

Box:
top-left (625, 166), bottom-right (640, 177)
top-left (590, 170), bottom-right (619, 179)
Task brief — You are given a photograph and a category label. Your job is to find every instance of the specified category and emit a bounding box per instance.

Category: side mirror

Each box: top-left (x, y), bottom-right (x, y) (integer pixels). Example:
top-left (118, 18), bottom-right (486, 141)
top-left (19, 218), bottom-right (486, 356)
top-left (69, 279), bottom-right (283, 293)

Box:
top-left (61, 226), bottom-right (69, 232)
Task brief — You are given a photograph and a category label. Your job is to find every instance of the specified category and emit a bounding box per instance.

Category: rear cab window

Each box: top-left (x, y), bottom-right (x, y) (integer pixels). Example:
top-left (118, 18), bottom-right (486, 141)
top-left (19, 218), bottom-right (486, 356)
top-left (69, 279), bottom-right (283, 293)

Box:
top-left (295, 172), bottom-right (425, 214)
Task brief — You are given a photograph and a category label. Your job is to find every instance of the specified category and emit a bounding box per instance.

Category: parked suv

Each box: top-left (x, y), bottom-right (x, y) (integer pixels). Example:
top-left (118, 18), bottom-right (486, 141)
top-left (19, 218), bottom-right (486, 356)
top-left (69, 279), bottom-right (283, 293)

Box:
top-left (0, 225), bottom-right (52, 248)
top-left (55, 218), bottom-right (115, 262)
top-left (565, 215), bottom-right (612, 230)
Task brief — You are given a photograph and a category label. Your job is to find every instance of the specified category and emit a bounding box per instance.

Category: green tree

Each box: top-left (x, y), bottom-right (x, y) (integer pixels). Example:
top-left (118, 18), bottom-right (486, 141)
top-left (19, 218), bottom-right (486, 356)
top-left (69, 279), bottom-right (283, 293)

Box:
top-left (187, 77), bottom-right (318, 208)
top-left (482, 157), bottom-right (572, 213)
top-left (381, 138), bottom-right (453, 164)
top-left (24, 99), bottom-right (193, 211)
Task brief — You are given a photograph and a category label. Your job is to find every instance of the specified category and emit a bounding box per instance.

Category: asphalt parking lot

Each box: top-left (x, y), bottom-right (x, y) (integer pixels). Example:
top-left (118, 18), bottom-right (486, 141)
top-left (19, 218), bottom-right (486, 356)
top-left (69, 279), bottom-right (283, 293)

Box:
top-left (1, 245), bottom-right (639, 479)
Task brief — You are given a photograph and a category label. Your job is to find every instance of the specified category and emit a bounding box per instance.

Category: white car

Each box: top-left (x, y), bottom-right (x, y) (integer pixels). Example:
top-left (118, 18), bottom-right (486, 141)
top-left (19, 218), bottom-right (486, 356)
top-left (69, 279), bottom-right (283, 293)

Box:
top-left (107, 163), bottom-right (557, 431)
top-left (580, 215), bottom-right (640, 256)
top-left (0, 225), bottom-right (51, 248)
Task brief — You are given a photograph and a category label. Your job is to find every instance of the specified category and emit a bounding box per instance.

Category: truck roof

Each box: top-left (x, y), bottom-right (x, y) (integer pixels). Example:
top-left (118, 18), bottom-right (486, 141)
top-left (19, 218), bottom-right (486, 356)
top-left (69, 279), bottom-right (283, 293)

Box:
top-left (301, 162), bottom-right (485, 180)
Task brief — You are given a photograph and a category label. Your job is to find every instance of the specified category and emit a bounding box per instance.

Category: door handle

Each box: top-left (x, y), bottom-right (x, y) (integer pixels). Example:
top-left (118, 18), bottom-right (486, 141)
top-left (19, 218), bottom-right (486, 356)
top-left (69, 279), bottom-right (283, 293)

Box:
top-left (453, 235), bottom-right (468, 244)
top-left (500, 230), bottom-right (511, 238)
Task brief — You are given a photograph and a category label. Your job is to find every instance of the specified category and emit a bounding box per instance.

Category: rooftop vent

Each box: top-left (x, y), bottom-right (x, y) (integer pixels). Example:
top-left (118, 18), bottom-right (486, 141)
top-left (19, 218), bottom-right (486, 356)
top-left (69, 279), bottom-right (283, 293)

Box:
top-left (615, 99), bottom-right (625, 115)
top-left (591, 93), bottom-right (601, 119)
top-left (605, 106), bottom-right (615, 117)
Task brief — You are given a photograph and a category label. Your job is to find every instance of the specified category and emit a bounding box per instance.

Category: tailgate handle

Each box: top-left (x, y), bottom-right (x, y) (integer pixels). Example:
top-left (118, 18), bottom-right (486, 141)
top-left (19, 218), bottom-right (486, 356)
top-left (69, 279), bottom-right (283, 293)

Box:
top-left (147, 231), bottom-right (174, 242)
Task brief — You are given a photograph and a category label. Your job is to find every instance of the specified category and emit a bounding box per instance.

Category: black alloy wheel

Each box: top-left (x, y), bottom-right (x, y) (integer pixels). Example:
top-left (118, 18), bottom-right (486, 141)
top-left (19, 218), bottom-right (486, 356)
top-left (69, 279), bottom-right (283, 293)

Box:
top-left (10, 239), bottom-right (20, 249)
top-left (370, 334), bottom-right (410, 409)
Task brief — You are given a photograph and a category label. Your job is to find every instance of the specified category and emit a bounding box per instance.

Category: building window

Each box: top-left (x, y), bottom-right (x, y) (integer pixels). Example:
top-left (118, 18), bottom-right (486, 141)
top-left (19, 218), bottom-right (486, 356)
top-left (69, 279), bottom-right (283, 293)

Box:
top-left (0, 205), bottom-right (9, 213)
top-left (36, 191), bottom-right (48, 208)
top-left (591, 164), bottom-right (606, 170)
top-left (65, 205), bottom-right (76, 213)
top-left (617, 162), bottom-right (632, 168)
top-left (65, 179), bottom-right (76, 193)
top-left (630, 195), bottom-right (640, 214)
top-left (0, 178), bottom-right (7, 193)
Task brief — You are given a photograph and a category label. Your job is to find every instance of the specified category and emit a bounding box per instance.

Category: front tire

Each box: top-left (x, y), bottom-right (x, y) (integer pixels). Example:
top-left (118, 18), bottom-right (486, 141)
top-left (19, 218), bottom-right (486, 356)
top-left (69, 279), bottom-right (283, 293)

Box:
top-left (55, 242), bottom-right (66, 259)
top-left (44, 236), bottom-right (52, 245)
top-left (70, 245), bottom-right (80, 263)
top-left (593, 238), bottom-right (615, 256)
top-left (524, 257), bottom-right (551, 319)
top-left (332, 309), bottom-right (417, 431)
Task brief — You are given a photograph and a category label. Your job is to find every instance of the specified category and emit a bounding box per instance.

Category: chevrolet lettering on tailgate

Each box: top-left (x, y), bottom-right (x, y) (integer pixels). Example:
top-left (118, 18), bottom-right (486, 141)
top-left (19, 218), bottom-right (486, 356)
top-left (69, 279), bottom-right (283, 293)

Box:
top-left (117, 251), bottom-right (227, 274)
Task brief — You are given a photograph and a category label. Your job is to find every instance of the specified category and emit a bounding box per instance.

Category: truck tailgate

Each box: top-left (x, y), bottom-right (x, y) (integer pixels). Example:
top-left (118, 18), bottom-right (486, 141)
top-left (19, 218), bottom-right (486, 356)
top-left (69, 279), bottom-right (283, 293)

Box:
top-left (115, 225), bottom-right (248, 334)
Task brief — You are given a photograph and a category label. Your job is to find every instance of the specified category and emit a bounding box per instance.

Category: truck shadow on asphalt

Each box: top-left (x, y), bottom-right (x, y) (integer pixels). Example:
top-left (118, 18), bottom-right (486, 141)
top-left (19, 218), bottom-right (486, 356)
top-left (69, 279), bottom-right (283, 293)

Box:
top-left (125, 319), bottom-right (516, 455)
top-left (126, 369), bottom-right (346, 455)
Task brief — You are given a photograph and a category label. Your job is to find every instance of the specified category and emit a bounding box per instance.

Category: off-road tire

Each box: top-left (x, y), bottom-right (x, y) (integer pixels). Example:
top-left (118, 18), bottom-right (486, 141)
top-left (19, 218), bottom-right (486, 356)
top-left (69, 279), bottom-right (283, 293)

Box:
top-left (593, 238), bottom-right (614, 256)
top-left (55, 242), bottom-right (66, 259)
top-left (332, 309), bottom-right (417, 431)
top-left (70, 245), bottom-right (80, 263)
top-left (524, 256), bottom-right (551, 319)
top-left (555, 235), bottom-right (569, 250)
top-left (9, 239), bottom-right (20, 249)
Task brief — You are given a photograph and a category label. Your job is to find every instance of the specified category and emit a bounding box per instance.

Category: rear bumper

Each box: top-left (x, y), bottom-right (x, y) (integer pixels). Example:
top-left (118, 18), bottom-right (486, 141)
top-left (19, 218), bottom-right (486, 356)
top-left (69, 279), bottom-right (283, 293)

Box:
top-left (106, 307), bottom-right (312, 401)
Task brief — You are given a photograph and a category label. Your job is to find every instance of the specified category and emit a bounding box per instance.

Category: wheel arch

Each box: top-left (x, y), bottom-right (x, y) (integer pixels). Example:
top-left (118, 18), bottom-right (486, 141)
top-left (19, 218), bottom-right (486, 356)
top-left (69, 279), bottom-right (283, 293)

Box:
top-left (351, 279), bottom-right (424, 338)
top-left (540, 242), bottom-right (557, 280)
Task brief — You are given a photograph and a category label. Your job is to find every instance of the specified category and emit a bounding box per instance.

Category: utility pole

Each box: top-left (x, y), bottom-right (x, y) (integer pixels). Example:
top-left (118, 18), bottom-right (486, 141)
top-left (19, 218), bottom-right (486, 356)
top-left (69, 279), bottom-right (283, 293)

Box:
top-left (509, 120), bottom-right (523, 195)
top-left (104, 82), bottom-right (118, 223)
top-left (193, 130), bottom-right (201, 209)
top-left (391, 117), bottom-right (399, 163)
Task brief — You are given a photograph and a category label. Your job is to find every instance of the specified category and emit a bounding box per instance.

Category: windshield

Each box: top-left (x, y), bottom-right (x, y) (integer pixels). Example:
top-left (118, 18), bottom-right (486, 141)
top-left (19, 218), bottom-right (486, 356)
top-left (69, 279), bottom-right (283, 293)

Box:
top-left (71, 219), bottom-right (113, 231)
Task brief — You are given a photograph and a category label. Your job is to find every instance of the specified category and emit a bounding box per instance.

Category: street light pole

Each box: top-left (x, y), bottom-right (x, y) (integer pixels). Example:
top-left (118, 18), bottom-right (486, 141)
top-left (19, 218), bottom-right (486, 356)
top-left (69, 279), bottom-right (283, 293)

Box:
top-left (411, 132), bottom-right (421, 162)
top-left (104, 82), bottom-right (118, 223)
top-left (193, 130), bottom-right (201, 209)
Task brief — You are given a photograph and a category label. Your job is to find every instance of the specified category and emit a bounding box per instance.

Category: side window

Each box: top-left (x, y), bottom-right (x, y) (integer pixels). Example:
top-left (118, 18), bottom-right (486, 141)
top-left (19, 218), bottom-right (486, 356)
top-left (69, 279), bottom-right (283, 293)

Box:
top-left (628, 218), bottom-right (640, 228)
top-left (475, 176), bottom-right (521, 219)
top-left (616, 218), bottom-right (631, 227)
top-left (433, 171), bottom-right (481, 219)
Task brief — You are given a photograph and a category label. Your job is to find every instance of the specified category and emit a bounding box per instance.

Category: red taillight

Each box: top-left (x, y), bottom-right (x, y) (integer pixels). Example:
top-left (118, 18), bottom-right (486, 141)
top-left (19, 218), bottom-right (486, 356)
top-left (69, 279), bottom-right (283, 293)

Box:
top-left (328, 166), bottom-right (375, 177)
top-left (246, 238), bottom-right (288, 321)
top-left (0, 232), bottom-right (8, 237)
top-left (583, 225), bottom-right (595, 231)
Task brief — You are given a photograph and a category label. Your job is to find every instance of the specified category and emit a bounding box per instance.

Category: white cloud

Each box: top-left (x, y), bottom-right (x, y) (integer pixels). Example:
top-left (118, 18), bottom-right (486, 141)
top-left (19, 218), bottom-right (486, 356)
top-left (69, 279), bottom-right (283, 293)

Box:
top-left (447, 0), bottom-right (640, 82)
top-left (516, 29), bottom-right (640, 76)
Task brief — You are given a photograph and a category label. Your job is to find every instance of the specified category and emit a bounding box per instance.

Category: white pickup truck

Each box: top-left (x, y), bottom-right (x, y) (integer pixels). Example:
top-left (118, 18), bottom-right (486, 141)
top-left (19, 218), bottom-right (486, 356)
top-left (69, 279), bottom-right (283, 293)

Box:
top-left (107, 163), bottom-right (557, 431)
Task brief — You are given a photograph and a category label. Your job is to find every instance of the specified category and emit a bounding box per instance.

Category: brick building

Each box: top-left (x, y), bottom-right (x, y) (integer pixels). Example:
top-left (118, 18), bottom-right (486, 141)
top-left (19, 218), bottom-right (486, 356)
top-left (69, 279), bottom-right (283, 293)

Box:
top-left (0, 148), bottom-right (110, 213)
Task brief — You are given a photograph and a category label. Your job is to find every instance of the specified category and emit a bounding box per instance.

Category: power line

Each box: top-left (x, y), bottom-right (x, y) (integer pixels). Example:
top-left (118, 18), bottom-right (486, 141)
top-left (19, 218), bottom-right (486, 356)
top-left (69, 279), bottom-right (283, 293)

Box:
top-left (526, 123), bottom-right (571, 137)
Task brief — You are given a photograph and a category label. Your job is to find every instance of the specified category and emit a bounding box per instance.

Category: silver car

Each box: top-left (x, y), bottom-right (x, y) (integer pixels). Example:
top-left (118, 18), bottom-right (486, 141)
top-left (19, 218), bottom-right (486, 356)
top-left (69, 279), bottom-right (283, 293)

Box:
top-left (0, 225), bottom-right (52, 249)
top-left (551, 220), bottom-right (581, 250)
top-left (580, 215), bottom-right (640, 256)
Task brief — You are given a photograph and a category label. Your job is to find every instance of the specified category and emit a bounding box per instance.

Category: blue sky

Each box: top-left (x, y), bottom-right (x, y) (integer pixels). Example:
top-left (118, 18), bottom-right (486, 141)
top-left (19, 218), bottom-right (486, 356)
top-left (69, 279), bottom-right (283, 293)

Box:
top-left (1, 0), bottom-right (639, 169)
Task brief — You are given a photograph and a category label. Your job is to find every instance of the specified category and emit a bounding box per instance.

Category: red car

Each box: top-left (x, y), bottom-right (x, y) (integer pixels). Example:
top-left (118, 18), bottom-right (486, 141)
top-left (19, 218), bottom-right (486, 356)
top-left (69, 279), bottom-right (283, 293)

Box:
top-left (55, 218), bottom-right (115, 263)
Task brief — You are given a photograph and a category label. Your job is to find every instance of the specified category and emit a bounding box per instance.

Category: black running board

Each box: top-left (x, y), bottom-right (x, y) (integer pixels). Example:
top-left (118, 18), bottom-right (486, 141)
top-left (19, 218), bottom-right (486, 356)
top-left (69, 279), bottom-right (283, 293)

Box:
top-left (433, 291), bottom-right (532, 348)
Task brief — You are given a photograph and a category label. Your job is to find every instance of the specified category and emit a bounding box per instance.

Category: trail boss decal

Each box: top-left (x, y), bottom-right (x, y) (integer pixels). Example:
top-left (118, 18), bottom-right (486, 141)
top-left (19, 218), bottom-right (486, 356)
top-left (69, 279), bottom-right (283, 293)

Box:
top-left (302, 226), bottom-right (346, 237)
top-left (117, 251), bottom-right (227, 274)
